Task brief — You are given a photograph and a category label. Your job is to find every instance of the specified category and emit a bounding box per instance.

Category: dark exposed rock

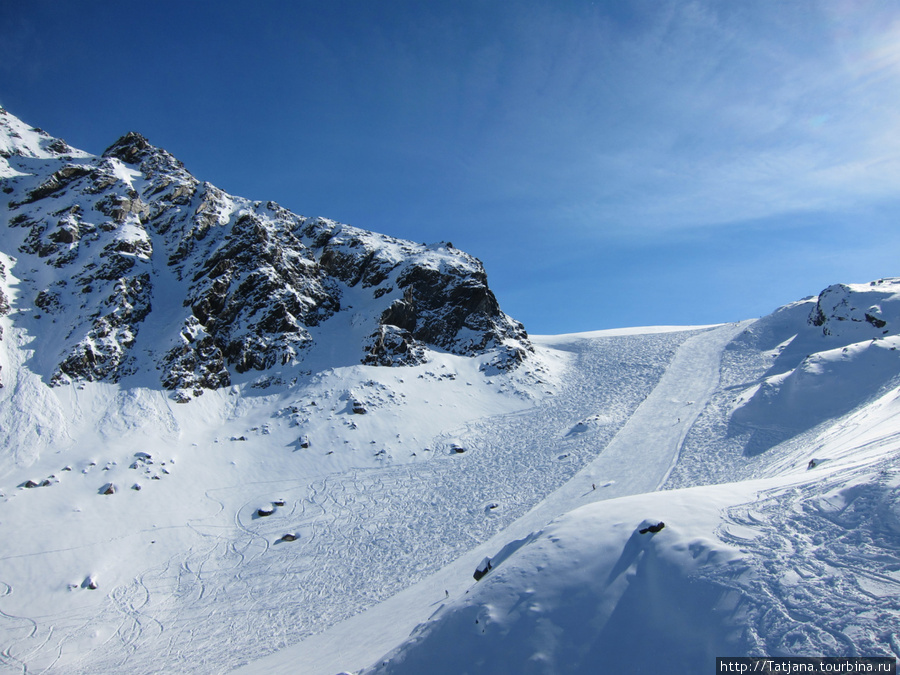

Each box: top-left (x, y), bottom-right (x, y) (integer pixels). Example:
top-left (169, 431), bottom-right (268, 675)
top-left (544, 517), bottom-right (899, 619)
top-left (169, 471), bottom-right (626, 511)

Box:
top-left (363, 325), bottom-right (426, 367)
top-left (639, 521), bottom-right (665, 534)
top-left (381, 296), bottom-right (418, 333)
top-left (46, 138), bottom-right (71, 155)
top-left (15, 164), bottom-right (93, 205)
top-left (102, 132), bottom-right (153, 164)
top-left (473, 556), bottom-right (492, 581)
top-left (866, 313), bottom-right (887, 329)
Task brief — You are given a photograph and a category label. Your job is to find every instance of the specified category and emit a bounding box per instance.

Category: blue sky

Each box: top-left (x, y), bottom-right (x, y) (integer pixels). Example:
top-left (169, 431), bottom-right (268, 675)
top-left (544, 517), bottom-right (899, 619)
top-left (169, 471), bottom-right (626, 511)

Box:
top-left (2, 1), bottom-right (900, 334)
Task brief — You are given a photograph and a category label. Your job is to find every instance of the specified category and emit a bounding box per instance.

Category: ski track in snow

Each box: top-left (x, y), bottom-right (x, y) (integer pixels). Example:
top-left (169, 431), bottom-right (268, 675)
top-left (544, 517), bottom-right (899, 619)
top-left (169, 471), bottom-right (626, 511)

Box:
top-left (10, 330), bottom-right (697, 674)
top-left (711, 460), bottom-right (900, 659)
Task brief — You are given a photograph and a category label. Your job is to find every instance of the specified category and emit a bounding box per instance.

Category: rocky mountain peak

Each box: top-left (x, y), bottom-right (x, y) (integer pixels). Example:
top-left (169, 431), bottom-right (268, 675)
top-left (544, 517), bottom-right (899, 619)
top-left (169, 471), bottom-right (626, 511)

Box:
top-left (0, 108), bottom-right (531, 400)
top-left (102, 131), bottom-right (153, 164)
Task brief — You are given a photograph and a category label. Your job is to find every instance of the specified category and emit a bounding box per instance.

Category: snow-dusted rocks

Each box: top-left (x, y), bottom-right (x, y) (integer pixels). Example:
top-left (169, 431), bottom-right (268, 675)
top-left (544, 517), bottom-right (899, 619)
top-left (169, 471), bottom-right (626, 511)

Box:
top-left (808, 279), bottom-right (898, 338)
top-left (472, 556), bottom-right (492, 580)
top-left (0, 107), bottom-right (530, 401)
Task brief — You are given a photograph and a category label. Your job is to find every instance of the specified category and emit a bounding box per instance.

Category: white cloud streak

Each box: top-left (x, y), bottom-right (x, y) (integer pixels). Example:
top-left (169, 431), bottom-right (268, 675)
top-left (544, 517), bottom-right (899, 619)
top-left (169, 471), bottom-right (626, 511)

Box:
top-left (429, 0), bottom-right (900, 238)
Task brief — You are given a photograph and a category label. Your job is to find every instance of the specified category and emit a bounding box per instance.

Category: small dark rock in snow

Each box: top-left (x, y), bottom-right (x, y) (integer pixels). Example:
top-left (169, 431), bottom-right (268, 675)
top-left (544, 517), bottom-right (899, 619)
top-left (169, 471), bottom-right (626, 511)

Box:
top-left (450, 444), bottom-right (466, 454)
top-left (280, 533), bottom-right (298, 542)
top-left (257, 505), bottom-right (275, 517)
top-left (99, 482), bottom-right (116, 495)
top-left (473, 556), bottom-right (492, 581)
top-left (19, 479), bottom-right (41, 489)
top-left (639, 521), bottom-right (665, 534)
top-left (273, 499), bottom-right (285, 507)
top-left (82, 576), bottom-right (98, 590)
top-left (131, 483), bottom-right (142, 491)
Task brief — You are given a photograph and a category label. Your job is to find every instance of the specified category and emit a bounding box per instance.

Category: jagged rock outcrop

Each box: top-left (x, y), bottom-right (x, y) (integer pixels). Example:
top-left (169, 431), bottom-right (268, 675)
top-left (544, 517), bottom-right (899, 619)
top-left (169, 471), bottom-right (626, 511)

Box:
top-left (0, 107), bottom-right (530, 399)
top-left (808, 280), bottom-right (893, 337)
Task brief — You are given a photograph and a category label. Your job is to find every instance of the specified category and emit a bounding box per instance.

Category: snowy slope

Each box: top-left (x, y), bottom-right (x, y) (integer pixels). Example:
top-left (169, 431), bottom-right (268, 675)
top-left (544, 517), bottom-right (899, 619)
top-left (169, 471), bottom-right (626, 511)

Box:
top-left (238, 285), bottom-right (900, 675)
top-left (349, 390), bottom-right (900, 675)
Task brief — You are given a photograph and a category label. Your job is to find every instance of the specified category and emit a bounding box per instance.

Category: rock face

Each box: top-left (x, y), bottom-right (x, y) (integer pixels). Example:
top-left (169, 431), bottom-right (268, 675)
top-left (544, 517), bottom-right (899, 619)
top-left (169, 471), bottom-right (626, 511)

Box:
top-left (807, 280), bottom-right (895, 338)
top-left (0, 107), bottom-right (531, 400)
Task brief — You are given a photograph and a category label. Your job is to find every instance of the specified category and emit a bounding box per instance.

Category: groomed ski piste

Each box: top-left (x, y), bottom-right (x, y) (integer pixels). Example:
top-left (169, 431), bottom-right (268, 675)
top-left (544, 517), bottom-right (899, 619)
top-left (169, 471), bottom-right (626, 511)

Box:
top-left (3, 281), bottom-right (900, 674)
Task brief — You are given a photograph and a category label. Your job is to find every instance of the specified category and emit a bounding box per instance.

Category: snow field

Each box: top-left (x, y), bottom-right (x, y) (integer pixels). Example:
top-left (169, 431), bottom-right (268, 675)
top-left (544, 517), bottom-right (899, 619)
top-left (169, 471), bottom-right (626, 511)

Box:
top-left (242, 313), bottom-right (900, 674)
top-left (0, 327), bottom-right (689, 673)
top-left (4, 297), bottom-right (900, 673)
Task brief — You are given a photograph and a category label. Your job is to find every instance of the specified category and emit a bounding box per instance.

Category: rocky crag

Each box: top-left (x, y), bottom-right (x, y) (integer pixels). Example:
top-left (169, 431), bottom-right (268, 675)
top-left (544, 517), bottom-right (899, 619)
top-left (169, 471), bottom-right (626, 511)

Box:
top-left (0, 107), bottom-right (530, 399)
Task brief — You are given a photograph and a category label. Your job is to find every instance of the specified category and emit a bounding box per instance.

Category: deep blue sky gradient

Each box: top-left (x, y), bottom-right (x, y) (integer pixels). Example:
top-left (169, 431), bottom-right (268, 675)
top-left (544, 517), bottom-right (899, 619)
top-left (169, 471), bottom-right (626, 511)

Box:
top-left (3, 0), bottom-right (899, 333)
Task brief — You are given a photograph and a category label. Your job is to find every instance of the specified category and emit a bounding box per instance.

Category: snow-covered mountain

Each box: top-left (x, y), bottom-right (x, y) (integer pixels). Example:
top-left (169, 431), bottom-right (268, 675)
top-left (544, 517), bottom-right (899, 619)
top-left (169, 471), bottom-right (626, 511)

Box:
top-left (0, 106), bottom-right (529, 402)
top-left (2, 107), bottom-right (900, 675)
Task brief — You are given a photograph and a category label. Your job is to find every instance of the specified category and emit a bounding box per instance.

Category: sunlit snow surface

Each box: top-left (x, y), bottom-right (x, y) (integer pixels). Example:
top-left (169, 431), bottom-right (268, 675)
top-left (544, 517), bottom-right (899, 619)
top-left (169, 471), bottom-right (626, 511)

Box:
top-left (3, 304), bottom-right (900, 673)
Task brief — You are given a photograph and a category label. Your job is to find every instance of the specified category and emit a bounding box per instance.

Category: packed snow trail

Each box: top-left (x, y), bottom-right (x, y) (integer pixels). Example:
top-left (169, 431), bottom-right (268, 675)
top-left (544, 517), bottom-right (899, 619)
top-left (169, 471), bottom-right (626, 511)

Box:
top-left (234, 322), bottom-right (750, 675)
top-left (575, 320), bottom-right (753, 498)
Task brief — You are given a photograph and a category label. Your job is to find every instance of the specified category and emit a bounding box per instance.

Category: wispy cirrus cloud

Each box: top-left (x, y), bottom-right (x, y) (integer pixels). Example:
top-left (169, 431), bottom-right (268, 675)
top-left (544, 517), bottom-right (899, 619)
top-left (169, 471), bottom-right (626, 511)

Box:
top-left (435, 0), bottom-right (900, 239)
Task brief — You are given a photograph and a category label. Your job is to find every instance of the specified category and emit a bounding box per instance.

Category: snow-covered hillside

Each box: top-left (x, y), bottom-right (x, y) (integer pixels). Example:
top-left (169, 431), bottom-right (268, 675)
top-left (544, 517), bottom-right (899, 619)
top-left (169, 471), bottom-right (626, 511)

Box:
top-left (238, 284), bottom-right (900, 675)
top-left (2, 105), bottom-right (900, 675)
